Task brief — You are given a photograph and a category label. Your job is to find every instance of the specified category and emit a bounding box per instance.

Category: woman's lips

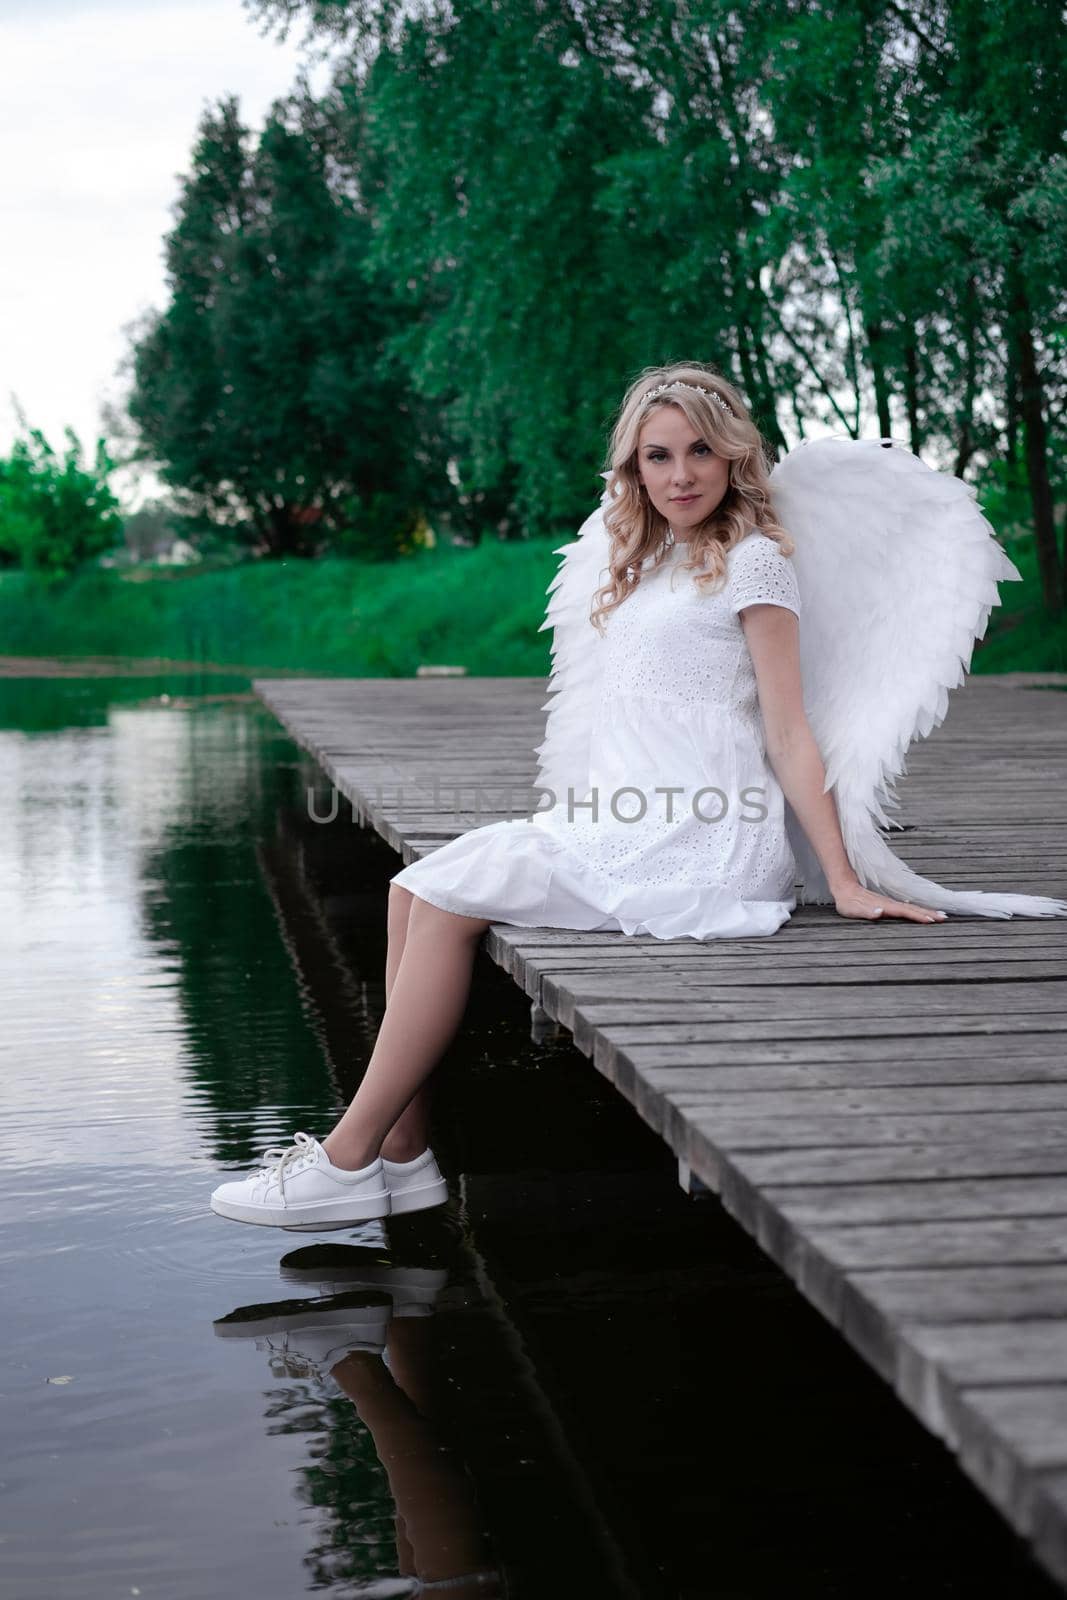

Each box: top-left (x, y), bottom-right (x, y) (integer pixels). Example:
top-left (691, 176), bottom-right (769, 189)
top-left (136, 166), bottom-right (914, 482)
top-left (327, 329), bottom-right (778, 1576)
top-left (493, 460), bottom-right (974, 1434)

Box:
top-left (671, 494), bottom-right (699, 504)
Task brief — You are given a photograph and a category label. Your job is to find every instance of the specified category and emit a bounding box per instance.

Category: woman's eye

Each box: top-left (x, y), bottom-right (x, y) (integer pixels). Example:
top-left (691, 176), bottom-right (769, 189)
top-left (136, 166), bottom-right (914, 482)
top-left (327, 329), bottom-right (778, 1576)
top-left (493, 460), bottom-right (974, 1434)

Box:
top-left (694, 444), bottom-right (712, 456)
top-left (647, 452), bottom-right (667, 462)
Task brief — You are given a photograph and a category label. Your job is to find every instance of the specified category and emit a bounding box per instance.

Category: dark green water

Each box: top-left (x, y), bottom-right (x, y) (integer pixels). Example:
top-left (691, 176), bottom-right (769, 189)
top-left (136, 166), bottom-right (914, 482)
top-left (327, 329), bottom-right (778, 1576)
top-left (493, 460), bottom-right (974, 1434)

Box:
top-left (1, 670), bottom-right (1060, 1600)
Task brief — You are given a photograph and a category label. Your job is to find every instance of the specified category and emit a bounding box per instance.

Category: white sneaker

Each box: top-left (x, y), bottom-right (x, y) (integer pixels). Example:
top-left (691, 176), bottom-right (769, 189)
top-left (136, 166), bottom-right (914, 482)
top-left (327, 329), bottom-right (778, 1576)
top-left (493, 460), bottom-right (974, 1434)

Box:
top-left (210, 1131), bottom-right (391, 1230)
top-left (279, 1248), bottom-right (450, 1315)
top-left (214, 1296), bottom-right (393, 1373)
top-left (382, 1148), bottom-right (449, 1214)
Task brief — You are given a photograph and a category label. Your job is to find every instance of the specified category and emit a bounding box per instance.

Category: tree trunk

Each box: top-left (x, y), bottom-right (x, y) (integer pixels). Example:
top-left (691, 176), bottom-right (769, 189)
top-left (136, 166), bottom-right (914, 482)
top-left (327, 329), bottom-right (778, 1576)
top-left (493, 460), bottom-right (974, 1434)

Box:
top-left (746, 306), bottom-right (789, 456)
top-left (865, 321), bottom-right (893, 438)
top-left (903, 340), bottom-right (922, 454)
top-left (257, 500), bottom-right (316, 557)
top-left (953, 279), bottom-right (978, 479)
top-left (1011, 273), bottom-right (1061, 612)
top-left (1004, 348), bottom-right (1022, 487)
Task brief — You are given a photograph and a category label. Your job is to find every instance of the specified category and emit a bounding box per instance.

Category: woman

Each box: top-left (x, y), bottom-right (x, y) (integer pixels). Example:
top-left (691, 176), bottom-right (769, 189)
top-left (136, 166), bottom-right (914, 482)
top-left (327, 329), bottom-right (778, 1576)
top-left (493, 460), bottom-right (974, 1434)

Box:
top-left (211, 361), bottom-right (1066, 1231)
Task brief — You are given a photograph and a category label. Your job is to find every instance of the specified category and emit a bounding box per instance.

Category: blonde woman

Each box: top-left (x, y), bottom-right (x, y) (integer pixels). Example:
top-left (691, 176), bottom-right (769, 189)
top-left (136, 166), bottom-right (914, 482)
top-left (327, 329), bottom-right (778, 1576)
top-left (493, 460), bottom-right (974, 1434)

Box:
top-left (211, 361), bottom-right (1067, 1230)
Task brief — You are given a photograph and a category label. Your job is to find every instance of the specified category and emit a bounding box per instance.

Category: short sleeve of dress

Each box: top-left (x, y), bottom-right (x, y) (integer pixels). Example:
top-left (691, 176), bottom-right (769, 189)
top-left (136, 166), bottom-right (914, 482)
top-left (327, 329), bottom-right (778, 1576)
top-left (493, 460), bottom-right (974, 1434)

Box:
top-left (728, 534), bottom-right (802, 618)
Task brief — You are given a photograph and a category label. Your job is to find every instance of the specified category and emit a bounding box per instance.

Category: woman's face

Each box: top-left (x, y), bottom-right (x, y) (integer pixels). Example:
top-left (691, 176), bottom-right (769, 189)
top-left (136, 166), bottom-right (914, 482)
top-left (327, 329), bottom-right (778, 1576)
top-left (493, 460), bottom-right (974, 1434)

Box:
top-left (636, 404), bottom-right (730, 538)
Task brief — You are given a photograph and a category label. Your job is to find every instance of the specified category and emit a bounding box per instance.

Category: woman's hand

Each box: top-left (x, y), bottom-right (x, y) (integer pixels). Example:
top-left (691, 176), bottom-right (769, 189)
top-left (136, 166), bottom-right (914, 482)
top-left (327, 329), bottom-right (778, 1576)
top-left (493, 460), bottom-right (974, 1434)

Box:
top-left (833, 881), bottom-right (947, 923)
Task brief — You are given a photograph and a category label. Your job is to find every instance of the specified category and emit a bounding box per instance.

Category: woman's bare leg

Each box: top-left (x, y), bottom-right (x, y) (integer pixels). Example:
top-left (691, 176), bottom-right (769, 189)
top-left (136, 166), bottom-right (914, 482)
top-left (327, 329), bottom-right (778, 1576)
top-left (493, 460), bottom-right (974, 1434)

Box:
top-left (385, 882), bottom-right (415, 999)
top-left (378, 885), bottom-right (430, 1161)
top-left (321, 887), bottom-right (490, 1170)
top-left (330, 1348), bottom-right (500, 1589)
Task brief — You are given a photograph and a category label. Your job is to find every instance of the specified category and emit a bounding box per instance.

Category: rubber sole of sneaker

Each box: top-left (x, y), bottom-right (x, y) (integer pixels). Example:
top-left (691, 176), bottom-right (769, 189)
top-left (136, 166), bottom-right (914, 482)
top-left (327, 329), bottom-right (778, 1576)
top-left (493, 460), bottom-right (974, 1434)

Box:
top-left (387, 1175), bottom-right (450, 1215)
top-left (210, 1189), bottom-right (391, 1229)
top-left (276, 1271), bottom-right (447, 1318)
top-left (214, 1301), bottom-right (392, 1341)
top-left (280, 1261), bottom-right (448, 1291)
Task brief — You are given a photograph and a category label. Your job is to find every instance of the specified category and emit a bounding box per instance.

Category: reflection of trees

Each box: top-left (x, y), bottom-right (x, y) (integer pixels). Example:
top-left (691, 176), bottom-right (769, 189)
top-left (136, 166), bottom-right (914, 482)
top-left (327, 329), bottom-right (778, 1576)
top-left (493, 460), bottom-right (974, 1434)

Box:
top-left (265, 1383), bottom-right (401, 1587)
top-left (136, 700), bottom-right (368, 1163)
top-left (0, 672), bottom-right (250, 732)
top-left (251, 775), bottom-right (396, 1116)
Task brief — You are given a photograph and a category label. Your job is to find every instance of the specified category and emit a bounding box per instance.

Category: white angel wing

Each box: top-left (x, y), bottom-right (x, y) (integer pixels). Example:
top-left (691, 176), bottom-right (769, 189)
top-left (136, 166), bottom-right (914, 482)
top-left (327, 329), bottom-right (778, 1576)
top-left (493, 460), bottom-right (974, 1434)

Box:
top-left (770, 436), bottom-right (1067, 918)
top-left (531, 480), bottom-right (613, 810)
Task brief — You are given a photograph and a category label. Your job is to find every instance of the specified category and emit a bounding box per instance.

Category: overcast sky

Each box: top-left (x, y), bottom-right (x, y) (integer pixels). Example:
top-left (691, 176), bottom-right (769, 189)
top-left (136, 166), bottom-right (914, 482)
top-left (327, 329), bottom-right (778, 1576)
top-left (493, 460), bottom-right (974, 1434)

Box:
top-left (0, 0), bottom-right (334, 505)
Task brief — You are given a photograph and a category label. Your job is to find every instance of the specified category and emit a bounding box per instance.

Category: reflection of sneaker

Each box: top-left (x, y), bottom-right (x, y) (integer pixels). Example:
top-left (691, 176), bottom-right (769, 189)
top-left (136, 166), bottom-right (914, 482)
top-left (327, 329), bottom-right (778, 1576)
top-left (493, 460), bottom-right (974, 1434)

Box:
top-left (210, 1132), bottom-right (390, 1230)
top-left (213, 1292), bottom-right (393, 1374)
top-left (279, 1246), bottom-right (449, 1317)
top-left (382, 1148), bottom-right (449, 1214)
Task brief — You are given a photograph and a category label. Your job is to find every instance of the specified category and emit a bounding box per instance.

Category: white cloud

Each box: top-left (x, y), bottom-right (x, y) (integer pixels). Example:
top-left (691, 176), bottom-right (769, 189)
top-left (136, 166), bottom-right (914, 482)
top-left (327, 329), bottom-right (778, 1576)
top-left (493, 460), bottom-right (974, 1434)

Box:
top-left (0, 0), bottom-right (335, 506)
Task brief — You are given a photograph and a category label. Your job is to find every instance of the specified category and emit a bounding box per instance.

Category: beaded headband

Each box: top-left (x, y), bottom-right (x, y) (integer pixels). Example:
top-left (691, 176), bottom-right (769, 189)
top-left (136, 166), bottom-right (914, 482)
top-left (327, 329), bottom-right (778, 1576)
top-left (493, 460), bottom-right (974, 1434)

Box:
top-left (641, 380), bottom-right (734, 416)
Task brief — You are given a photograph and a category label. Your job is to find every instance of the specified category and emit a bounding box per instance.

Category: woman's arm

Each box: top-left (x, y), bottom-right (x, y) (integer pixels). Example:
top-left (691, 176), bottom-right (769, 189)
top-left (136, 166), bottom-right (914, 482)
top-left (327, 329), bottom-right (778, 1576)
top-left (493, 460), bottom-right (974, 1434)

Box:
top-left (740, 603), bottom-right (947, 924)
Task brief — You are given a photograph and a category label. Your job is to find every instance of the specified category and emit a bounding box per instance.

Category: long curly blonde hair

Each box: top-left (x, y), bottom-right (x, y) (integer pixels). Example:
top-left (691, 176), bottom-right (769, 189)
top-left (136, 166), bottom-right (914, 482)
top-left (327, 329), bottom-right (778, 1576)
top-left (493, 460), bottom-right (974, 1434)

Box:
top-left (591, 361), bottom-right (794, 633)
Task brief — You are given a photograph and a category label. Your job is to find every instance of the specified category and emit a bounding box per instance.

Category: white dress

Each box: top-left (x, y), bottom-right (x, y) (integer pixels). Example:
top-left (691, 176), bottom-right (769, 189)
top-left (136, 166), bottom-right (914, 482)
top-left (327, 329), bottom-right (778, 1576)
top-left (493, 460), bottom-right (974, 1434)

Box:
top-left (389, 532), bottom-right (803, 940)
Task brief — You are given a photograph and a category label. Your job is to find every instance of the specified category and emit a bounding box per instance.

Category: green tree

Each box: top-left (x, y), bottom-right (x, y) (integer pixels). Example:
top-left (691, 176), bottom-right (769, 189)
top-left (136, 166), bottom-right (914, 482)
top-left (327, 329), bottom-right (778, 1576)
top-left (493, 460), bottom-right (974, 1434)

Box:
top-left (127, 91), bottom-right (450, 557)
top-left (0, 420), bottom-right (121, 580)
top-left (240, 0), bottom-right (1067, 588)
top-left (356, 0), bottom-right (662, 536)
top-left (865, 0), bottom-right (1066, 610)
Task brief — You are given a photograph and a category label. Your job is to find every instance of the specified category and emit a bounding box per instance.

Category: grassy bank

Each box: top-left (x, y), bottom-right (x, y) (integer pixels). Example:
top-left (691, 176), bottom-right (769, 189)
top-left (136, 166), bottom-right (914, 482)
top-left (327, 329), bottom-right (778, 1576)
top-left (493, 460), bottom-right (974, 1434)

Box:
top-left (0, 539), bottom-right (560, 678)
top-left (0, 526), bottom-right (1062, 676)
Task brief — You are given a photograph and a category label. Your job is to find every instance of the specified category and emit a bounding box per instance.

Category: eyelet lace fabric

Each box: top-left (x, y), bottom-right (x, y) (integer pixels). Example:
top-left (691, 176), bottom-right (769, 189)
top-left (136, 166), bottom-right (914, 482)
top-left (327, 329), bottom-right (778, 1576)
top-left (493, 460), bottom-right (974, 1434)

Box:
top-left (726, 532), bottom-right (802, 618)
top-left (391, 533), bottom-right (806, 941)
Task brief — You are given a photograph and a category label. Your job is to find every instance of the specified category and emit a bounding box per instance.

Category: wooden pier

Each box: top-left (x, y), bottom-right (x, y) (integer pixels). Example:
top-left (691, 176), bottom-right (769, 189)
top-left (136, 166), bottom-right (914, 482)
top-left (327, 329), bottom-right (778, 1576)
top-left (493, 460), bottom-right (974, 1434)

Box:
top-left (255, 671), bottom-right (1067, 1590)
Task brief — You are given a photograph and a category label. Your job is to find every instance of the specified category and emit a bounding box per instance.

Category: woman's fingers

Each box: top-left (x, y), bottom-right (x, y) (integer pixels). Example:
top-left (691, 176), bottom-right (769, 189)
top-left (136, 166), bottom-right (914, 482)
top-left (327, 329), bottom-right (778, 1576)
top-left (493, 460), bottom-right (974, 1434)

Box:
top-left (873, 897), bottom-right (947, 923)
top-left (834, 886), bottom-right (947, 923)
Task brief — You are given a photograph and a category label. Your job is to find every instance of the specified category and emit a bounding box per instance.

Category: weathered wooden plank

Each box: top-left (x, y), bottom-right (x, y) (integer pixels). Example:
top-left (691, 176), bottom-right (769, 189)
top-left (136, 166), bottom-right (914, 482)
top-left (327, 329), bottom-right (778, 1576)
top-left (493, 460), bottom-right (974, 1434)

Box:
top-left (637, 1059), bottom-right (1067, 1092)
top-left (726, 1145), bottom-right (1067, 1186)
top-left (900, 1320), bottom-right (1067, 1387)
top-left (658, 1083), bottom-right (1067, 1124)
top-left (582, 1015), bottom-right (1067, 1048)
top-left (526, 970), bottom-right (1067, 1013)
top-left (600, 1029), bottom-right (1066, 1064)
top-left (850, 1266), bottom-right (1067, 1324)
top-left (795, 1217), bottom-right (1067, 1272)
top-left (563, 943), bottom-right (1061, 971)
top-left (503, 935), bottom-right (1067, 965)
top-left (763, 1177), bottom-right (1067, 1225)
top-left (686, 1108), bottom-right (1067, 1152)
top-left (949, 1385), bottom-right (1067, 1489)
top-left (561, 981), bottom-right (1067, 1013)
top-left (535, 942), bottom-right (1064, 972)
top-left (520, 954), bottom-right (1065, 979)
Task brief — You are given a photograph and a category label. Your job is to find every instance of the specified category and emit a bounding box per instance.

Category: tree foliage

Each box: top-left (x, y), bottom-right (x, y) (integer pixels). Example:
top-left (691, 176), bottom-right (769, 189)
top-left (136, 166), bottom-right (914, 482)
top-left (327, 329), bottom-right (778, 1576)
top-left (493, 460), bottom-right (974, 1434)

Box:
top-left (0, 422), bottom-right (121, 580)
top-left (127, 0), bottom-right (1064, 605)
top-left (127, 90), bottom-right (451, 557)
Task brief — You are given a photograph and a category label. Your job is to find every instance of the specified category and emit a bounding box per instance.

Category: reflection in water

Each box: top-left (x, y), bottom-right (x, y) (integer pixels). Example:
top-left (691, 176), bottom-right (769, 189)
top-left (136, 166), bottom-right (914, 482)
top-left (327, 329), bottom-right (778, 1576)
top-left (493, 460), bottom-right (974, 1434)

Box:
top-left (0, 671), bottom-right (614, 1598)
top-left (3, 670), bottom-right (1062, 1600)
top-left (215, 1248), bottom-right (502, 1596)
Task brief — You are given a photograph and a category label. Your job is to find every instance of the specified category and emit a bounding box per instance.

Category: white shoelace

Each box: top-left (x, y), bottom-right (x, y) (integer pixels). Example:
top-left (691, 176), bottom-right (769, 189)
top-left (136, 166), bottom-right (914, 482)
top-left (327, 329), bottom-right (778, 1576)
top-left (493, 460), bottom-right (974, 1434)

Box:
top-left (251, 1130), bottom-right (318, 1200)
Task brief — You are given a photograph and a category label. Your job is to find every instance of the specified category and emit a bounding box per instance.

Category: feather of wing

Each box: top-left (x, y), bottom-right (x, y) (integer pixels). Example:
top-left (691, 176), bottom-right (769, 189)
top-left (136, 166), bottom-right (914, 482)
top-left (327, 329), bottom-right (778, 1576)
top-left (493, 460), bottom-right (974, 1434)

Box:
top-left (769, 436), bottom-right (1067, 918)
top-left (531, 486), bottom-right (612, 810)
